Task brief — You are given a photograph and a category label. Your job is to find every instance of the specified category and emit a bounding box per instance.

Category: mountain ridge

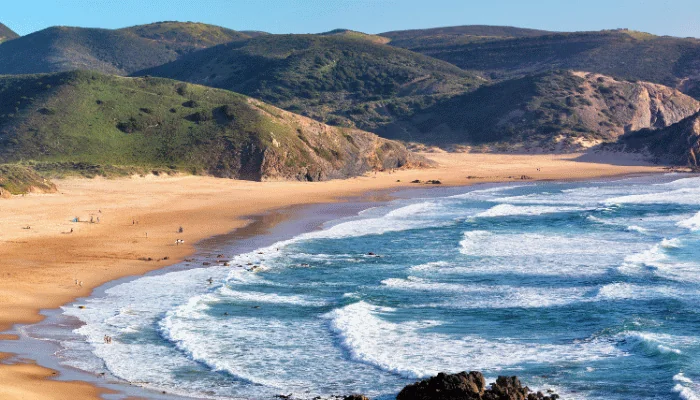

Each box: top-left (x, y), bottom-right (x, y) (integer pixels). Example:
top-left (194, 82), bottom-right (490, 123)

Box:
top-left (0, 22), bottom-right (251, 75)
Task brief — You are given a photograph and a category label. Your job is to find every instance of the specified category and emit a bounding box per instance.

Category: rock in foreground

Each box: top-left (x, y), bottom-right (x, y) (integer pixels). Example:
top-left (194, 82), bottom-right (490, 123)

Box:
top-left (396, 371), bottom-right (560, 400)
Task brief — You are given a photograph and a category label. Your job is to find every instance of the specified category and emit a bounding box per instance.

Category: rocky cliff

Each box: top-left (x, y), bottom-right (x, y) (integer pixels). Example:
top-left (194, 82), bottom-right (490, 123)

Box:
top-left (617, 111), bottom-right (700, 167)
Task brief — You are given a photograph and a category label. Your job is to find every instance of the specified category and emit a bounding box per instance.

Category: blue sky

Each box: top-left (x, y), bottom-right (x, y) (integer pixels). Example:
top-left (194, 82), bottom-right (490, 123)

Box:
top-left (4, 0), bottom-right (700, 38)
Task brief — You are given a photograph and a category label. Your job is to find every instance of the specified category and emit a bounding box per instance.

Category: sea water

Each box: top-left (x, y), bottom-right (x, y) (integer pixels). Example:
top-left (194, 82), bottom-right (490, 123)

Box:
top-left (59, 174), bottom-right (700, 399)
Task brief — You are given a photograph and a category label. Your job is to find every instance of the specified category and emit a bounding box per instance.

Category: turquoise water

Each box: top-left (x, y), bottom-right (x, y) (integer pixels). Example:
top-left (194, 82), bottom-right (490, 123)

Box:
top-left (63, 174), bottom-right (700, 399)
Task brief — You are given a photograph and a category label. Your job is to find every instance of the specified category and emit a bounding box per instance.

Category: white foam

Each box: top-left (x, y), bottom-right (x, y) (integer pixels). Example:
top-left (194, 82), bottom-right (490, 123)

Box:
top-left (605, 187), bottom-right (700, 205)
top-left (595, 283), bottom-right (697, 301)
top-left (160, 298), bottom-right (406, 397)
top-left (621, 331), bottom-right (689, 356)
top-left (408, 261), bottom-right (453, 272)
top-left (448, 185), bottom-right (527, 200)
top-left (219, 287), bottom-right (328, 307)
top-left (661, 238), bottom-right (683, 249)
top-left (476, 204), bottom-right (586, 218)
top-left (325, 301), bottom-right (623, 379)
top-left (673, 373), bottom-right (700, 400)
top-left (678, 211), bottom-right (700, 231)
top-left (626, 225), bottom-right (649, 234)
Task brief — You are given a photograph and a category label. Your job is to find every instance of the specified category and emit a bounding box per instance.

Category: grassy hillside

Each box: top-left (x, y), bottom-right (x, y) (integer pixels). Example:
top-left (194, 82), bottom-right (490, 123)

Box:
top-left (136, 34), bottom-right (484, 131)
top-left (0, 164), bottom-right (56, 197)
top-left (386, 29), bottom-right (700, 98)
top-left (0, 22), bottom-right (19, 43)
top-left (617, 111), bottom-right (700, 166)
top-left (0, 22), bottom-right (250, 75)
top-left (381, 25), bottom-right (552, 48)
top-left (379, 70), bottom-right (700, 150)
top-left (0, 71), bottom-right (426, 182)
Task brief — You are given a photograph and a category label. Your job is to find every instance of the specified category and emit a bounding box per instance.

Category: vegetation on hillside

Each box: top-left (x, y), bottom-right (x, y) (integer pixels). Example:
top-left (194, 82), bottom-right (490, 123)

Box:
top-left (379, 70), bottom-right (700, 150)
top-left (0, 22), bottom-right (251, 75)
top-left (0, 164), bottom-right (56, 197)
top-left (136, 34), bottom-right (484, 131)
top-left (386, 29), bottom-right (700, 98)
top-left (0, 22), bottom-right (19, 43)
top-left (320, 29), bottom-right (391, 44)
top-left (0, 71), bottom-right (424, 181)
top-left (380, 25), bottom-right (552, 48)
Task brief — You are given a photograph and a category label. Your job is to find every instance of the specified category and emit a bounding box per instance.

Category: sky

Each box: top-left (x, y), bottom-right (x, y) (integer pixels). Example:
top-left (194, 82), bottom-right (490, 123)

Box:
top-left (3, 0), bottom-right (700, 38)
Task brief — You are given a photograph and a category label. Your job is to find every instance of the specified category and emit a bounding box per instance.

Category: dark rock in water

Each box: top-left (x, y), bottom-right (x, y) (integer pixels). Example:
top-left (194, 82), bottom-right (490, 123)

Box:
top-left (397, 371), bottom-right (486, 400)
top-left (483, 376), bottom-right (529, 400)
top-left (426, 180), bottom-right (442, 184)
top-left (344, 395), bottom-right (370, 400)
top-left (397, 372), bottom-right (559, 400)
top-left (411, 179), bottom-right (422, 183)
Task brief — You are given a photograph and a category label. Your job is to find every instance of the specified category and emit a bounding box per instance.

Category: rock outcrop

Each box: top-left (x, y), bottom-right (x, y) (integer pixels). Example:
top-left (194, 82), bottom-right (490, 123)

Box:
top-left (617, 111), bottom-right (700, 167)
top-left (396, 371), bottom-right (559, 400)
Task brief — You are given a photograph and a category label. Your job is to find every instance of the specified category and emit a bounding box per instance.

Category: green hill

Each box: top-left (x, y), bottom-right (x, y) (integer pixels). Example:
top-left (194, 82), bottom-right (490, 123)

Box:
top-left (0, 71), bottom-right (426, 182)
top-left (0, 22), bottom-right (19, 43)
top-left (136, 34), bottom-right (484, 131)
top-left (617, 111), bottom-right (700, 167)
top-left (381, 25), bottom-right (553, 48)
top-left (379, 70), bottom-right (700, 150)
top-left (0, 22), bottom-right (250, 75)
top-left (386, 28), bottom-right (700, 98)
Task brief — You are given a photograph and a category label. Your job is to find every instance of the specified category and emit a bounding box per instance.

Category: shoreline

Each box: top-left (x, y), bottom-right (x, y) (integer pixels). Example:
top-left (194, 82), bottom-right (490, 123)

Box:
top-left (4, 200), bottom-right (385, 400)
top-left (0, 152), bottom-right (668, 399)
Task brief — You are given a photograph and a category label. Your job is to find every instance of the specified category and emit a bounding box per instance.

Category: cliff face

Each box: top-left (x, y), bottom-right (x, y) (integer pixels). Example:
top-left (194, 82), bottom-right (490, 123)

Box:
top-left (618, 111), bottom-right (700, 166)
top-left (569, 72), bottom-right (700, 136)
top-left (247, 99), bottom-right (431, 181)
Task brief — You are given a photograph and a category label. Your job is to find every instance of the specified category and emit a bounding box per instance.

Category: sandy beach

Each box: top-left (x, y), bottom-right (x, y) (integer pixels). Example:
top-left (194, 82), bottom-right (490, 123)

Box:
top-left (0, 152), bottom-right (666, 399)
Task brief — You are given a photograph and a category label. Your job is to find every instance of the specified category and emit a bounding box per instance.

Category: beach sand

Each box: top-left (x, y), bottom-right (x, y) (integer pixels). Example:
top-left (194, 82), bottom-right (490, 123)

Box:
top-left (0, 152), bottom-right (666, 399)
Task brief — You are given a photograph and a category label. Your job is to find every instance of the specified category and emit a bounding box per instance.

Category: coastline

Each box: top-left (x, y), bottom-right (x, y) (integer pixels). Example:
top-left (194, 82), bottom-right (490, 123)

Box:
top-left (0, 152), bottom-right (667, 399)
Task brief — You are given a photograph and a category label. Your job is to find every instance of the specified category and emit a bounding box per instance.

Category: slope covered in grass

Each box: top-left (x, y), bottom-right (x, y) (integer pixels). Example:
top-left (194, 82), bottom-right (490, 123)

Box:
top-left (0, 71), bottom-right (426, 181)
top-left (0, 22), bottom-right (250, 75)
top-left (137, 34), bottom-right (484, 131)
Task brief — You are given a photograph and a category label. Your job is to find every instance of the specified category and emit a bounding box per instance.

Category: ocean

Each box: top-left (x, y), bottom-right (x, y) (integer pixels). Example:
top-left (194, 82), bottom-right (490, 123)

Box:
top-left (57, 174), bottom-right (700, 399)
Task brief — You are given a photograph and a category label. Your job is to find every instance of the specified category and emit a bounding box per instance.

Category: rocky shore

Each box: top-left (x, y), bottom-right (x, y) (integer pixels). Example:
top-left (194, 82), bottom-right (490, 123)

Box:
top-left (396, 372), bottom-right (559, 400)
top-left (338, 371), bottom-right (560, 400)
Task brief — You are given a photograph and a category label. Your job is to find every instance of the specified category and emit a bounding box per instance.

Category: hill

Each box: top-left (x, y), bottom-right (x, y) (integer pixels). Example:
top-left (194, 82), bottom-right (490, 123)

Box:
top-left (136, 34), bottom-right (483, 131)
top-left (385, 28), bottom-right (700, 98)
top-left (379, 70), bottom-right (700, 150)
top-left (617, 111), bottom-right (700, 167)
top-left (320, 29), bottom-right (391, 44)
top-left (0, 22), bottom-right (18, 43)
top-left (381, 25), bottom-right (552, 48)
top-left (0, 71), bottom-right (426, 181)
top-left (0, 22), bottom-right (250, 75)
